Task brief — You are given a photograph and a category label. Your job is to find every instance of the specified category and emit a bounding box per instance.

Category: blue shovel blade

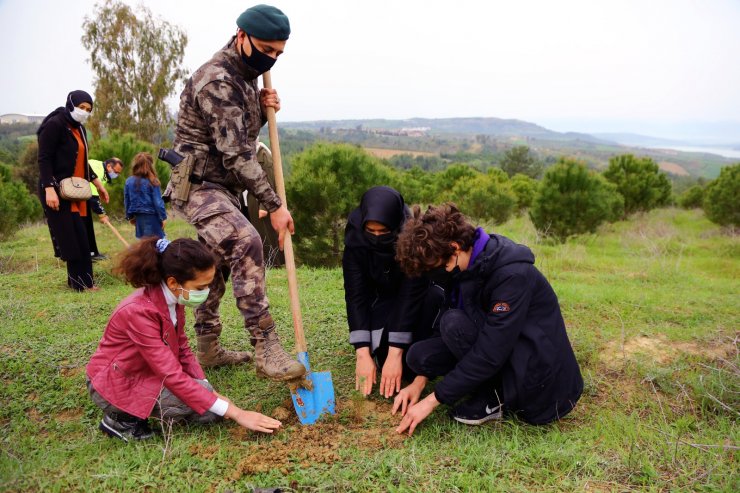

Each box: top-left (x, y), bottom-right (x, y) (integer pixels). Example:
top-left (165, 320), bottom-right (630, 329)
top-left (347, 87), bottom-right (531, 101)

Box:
top-left (291, 352), bottom-right (336, 425)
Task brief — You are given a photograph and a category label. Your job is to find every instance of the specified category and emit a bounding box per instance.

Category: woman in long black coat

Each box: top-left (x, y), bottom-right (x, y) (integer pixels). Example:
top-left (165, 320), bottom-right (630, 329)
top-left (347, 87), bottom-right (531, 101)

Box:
top-left (37, 90), bottom-right (109, 291)
top-left (343, 186), bottom-right (443, 398)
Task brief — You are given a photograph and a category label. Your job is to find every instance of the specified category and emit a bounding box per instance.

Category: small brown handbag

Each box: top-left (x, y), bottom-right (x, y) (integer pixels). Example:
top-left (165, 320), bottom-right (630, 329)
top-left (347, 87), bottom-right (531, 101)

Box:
top-left (58, 176), bottom-right (92, 201)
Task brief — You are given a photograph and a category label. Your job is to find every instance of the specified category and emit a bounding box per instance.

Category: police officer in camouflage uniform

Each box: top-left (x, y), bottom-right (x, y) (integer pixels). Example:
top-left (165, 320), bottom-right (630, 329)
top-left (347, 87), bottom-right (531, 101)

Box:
top-left (167, 4), bottom-right (305, 381)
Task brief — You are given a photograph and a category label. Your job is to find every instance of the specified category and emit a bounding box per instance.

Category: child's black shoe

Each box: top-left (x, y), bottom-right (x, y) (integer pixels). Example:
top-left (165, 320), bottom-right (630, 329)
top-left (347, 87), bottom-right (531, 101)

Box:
top-left (450, 392), bottom-right (503, 425)
top-left (99, 413), bottom-right (155, 442)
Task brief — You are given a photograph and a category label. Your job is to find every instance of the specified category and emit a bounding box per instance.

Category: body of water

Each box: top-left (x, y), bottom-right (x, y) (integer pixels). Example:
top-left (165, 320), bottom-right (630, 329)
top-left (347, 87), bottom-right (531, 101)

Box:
top-left (648, 145), bottom-right (740, 159)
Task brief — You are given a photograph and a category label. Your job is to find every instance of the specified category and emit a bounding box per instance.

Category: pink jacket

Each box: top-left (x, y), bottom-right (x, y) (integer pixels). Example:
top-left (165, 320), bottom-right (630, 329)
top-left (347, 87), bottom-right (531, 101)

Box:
top-left (86, 285), bottom-right (216, 419)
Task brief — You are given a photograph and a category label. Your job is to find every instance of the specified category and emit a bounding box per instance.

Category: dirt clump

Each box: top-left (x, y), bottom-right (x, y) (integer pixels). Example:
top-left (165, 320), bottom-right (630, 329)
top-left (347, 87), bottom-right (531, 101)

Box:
top-left (271, 406), bottom-right (291, 421)
top-left (189, 443), bottom-right (220, 460)
top-left (229, 398), bottom-right (406, 480)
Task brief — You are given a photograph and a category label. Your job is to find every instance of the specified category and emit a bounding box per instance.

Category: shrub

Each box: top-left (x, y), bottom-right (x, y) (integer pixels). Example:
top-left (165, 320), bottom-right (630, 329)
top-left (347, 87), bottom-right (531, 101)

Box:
top-left (678, 185), bottom-right (704, 209)
top-left (0, 164), bottom-right (43, 240)
top-left (449, 169), bottom-right (516, 224)
top-left (510, 173), bottom-right (538, 213)
top-left (387, 166), bottom-right (437, 205)
top-left (530, 158), bottom-right (623, 241)
top-left (703, 163), bottom-right (739, 227)
top-left (287, 143), bottom-right (395, 266)
top-left (603, 154), bottom-right (672, 216)
top-left (15, 141), bottom-right (39, 196)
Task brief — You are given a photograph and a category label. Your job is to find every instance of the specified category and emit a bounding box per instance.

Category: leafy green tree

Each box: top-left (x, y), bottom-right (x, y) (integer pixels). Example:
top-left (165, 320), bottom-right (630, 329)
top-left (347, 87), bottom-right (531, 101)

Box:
top-left (510, 173), bottom-right (538, 213)
top-left (287, 143), bottom-right (394, 266)
top-left (450, 172), bottom-right (516, 224)
top-left (88, 132), bottom-right (159, 218)
top-left (678, 185), bottom-right (704, 209)
top-left (15, 141), bottom-right (39, 195)
top-left (703, 163), bottom-right (739, 227)
top-left (499, 145), bottom-right (543, 178)
top-left (0, 164), bottom-right (42, 240)
top-left (603, 154), bottom-right (672, 216)
top-left (82, 1), bottom-right (188, 142)
top-left (387, 166), bottom-right (436, 206)
top-left (530, 158), bottom-right (623, 241)
top-left (427, 164), bottom-right (478, 201)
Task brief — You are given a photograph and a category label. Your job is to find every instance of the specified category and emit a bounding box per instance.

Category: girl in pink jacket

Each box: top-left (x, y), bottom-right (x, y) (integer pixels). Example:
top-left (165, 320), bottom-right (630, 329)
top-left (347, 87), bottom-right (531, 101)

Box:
top-left (86, 237), bottom-right (280, 441)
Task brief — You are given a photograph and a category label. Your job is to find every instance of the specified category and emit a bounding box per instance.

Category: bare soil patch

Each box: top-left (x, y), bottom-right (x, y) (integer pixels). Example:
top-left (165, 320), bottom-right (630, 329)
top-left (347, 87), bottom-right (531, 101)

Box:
top-left (600, 333), bottom-right (736, 370)
top-left (363, 147), bottom-right (436, 159)
top-left (228, 398), bottom-right (406, 479)
top-left (658, 161), bottom-right (689, 176)
top-left (60, 367), bottom-right (85, 378)
top-left (189, 443), bottom-right (220, 460)
top-left (55, 408), bottom-right (84, 423)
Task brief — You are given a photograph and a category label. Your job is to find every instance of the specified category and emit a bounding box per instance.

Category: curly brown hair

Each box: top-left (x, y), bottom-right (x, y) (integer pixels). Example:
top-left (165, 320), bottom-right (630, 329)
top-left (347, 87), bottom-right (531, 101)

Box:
top-left (113, 237), bottom-right (216, 288)
top-left (395, 203), bottom-right (476, 277)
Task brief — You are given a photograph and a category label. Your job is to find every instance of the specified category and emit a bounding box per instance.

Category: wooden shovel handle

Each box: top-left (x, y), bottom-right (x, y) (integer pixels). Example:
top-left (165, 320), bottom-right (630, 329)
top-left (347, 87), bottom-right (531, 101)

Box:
top-left (262, 71), bottom-right (307, 353)
top-left (104, 220), bottom-right (130, 248)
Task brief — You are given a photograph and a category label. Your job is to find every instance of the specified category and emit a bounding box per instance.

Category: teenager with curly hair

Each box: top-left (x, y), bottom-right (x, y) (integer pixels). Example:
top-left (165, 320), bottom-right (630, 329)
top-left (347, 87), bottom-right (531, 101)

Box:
top-left (393, 204), bottom-right (583, 436)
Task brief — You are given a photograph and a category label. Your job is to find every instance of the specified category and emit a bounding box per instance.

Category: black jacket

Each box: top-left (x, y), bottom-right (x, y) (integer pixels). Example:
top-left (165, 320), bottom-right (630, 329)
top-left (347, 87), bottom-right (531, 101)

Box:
top-left (343, 243), bottom-right (429, 350)
top-left (37, 108), bottom-right (98, 260)
top-left (37, 108), bottom-right (96, 188)
top-left (343, 186), bottom-right (428, 351)
top-left (433, 234), bottom-right (583, 424)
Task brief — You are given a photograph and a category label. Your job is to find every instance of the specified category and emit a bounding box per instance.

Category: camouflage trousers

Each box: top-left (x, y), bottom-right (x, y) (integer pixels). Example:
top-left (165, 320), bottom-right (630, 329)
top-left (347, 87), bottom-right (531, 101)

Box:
top-left (174, 183), bottom-right (269, 334)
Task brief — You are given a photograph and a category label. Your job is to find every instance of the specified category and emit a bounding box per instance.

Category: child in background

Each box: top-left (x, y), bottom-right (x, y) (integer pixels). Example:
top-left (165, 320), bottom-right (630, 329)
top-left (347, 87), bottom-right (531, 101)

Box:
top-left (124, 152), bottom-right (167, 239)
top-left (86, 237), bottom-right (281, 442)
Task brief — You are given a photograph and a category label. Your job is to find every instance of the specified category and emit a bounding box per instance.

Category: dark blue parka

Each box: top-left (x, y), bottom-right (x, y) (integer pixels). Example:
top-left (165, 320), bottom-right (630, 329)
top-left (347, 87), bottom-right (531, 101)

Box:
top-left (433, 234), bottom-right (583, 425)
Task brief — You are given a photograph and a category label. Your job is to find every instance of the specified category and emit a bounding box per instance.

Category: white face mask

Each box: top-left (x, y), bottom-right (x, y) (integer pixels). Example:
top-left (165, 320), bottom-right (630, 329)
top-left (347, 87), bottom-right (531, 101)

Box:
top-left (70, 107), bottom-right (91, 124)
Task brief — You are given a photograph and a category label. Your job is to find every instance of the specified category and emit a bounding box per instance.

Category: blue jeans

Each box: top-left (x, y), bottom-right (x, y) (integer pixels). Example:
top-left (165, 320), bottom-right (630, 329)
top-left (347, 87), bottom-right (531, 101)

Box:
top-left (134, 213), bottom-right (165, 239)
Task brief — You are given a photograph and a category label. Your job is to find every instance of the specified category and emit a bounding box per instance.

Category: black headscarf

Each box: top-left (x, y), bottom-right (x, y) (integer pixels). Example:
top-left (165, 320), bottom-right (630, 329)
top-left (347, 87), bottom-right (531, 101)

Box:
top-left (38, 90), bottom-right (94, 134)
top-left (66, 90), bottom-right (93, 111)
top-left (345, 186), bottom-right (409, 284)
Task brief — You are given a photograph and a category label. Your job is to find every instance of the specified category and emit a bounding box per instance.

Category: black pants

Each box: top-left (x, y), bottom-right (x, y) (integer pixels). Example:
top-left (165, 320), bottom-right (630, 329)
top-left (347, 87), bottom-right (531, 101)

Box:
top-left (372, 285), bottom-right (445, 380)
top-left (406, 309), bottom-right (504, 402)
top-left (83, 201), bottom-right (100, 256)
top-left (67, 212), bottom-right (94, 291)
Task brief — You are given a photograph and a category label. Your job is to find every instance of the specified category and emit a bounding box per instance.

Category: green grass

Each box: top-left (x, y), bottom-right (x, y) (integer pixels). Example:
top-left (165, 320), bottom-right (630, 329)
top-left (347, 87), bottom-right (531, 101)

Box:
top-left (1, 209), bottom-right (738, 492)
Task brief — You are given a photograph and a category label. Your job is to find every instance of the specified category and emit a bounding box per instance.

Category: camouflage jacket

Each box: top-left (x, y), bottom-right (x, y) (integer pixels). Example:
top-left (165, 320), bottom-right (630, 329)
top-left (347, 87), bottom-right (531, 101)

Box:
top-left (172, 36), bottom-right (281, 211)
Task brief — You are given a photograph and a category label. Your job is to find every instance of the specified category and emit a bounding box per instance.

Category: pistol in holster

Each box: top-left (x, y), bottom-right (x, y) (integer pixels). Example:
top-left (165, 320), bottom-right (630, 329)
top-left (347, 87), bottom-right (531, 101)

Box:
top-left (158, 148), bottom-right (193, 205)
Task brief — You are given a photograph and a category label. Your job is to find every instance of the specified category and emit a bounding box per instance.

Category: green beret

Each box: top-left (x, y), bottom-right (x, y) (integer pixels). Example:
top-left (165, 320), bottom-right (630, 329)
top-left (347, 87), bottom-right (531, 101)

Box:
top-left (236, 4), bottom-right (290, 41)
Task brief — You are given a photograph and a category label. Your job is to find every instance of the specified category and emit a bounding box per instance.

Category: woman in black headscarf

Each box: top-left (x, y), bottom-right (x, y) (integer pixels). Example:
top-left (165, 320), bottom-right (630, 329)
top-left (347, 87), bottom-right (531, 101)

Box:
top-left (343, 186), bottom-right (443, 398)
top-left (37, 90), bottom-right (110, 291)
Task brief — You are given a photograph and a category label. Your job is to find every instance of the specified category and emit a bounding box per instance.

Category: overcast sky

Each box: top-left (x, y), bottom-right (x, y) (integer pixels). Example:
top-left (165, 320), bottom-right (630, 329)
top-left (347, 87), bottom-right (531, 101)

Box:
top-left (1, 0), bottom-right (739, 140)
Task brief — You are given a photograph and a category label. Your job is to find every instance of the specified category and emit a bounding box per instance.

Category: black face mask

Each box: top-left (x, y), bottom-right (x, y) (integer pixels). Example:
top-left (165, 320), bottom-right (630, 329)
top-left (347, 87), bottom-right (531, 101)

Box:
top-left (364, 231), bottom-right (395, 251)
top-left (425, 255), bottom-right (460, 287)
top-left (240, 34), bottom-right (277, 75)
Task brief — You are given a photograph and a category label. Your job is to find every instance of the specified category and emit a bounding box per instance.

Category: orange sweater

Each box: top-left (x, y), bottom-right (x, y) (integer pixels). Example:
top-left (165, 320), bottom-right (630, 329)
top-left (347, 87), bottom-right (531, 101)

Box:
top-left (69, 126), bottom-right (87, 216)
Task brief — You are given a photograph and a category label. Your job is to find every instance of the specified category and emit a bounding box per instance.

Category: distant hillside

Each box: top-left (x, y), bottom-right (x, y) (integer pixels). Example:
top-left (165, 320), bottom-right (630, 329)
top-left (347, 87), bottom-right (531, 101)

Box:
top-left (278, 117), bottom-right (734, 178)
top-left (281, 117), bottom-right (613, 144)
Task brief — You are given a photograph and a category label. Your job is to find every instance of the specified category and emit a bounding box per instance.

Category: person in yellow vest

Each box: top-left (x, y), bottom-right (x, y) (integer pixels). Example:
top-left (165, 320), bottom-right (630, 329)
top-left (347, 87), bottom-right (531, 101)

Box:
top-left (86, 157), bottom-right (123, 261)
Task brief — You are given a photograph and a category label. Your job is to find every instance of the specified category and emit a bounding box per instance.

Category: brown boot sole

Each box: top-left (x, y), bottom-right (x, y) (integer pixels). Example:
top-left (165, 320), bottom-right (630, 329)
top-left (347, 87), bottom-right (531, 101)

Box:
top-left (255, 367), bottom-right (307, 382)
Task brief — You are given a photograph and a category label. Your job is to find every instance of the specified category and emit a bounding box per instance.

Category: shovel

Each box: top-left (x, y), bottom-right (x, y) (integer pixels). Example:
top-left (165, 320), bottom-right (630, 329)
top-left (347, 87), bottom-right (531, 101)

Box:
top-left (263, 71), bottom-right (335, 425)
top-left (103, 219), bottom-right (130, 248)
